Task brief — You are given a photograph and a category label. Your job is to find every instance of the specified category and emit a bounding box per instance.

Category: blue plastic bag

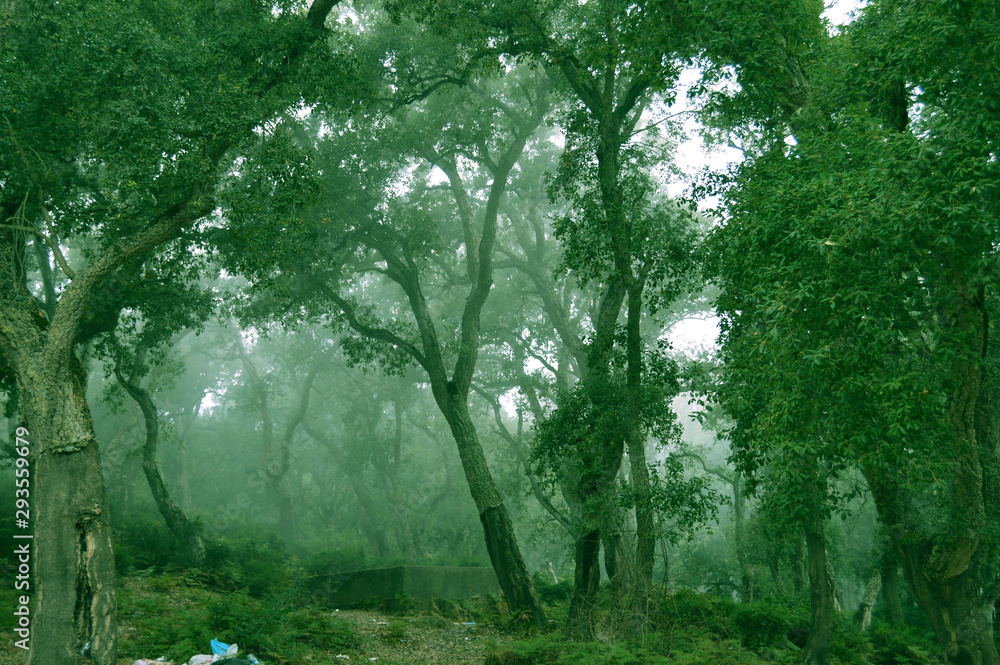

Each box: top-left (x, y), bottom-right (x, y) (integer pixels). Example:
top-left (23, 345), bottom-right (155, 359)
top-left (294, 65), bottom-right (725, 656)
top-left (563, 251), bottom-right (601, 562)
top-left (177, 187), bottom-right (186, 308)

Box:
top-left (211, 639), bottom-right (231, 656)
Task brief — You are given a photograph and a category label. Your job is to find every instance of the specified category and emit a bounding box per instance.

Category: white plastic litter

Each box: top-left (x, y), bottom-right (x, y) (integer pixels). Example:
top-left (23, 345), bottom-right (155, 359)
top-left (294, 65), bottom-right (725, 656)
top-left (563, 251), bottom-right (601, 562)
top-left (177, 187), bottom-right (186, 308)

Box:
top-left (133, 660), bottom-right (173, 665)
top-left (335, 655), bottom-right (350, 660)
top-left (187, 642), bottom-right (238, 665)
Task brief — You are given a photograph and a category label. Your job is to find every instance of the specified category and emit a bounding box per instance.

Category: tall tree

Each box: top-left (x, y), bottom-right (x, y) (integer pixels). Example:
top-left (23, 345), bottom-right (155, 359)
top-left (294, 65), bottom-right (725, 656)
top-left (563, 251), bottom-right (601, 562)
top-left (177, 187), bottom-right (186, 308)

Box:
top-left (214, 47), bottom-right (552, 623)
top-left (0, 2), bottom-right (348, 661)
top-left (709, 1), bottom-right (1000, 662)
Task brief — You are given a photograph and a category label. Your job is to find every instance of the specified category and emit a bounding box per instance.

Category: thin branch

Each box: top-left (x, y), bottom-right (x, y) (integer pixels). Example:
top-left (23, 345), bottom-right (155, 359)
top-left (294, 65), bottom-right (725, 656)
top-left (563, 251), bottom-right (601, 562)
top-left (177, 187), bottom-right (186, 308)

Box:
top-left (317, 281), bottom-right (429, 371)
top-left (470, 383), bottom-right (575, 535)
top-left (0, 221), bottom-right (74, 279)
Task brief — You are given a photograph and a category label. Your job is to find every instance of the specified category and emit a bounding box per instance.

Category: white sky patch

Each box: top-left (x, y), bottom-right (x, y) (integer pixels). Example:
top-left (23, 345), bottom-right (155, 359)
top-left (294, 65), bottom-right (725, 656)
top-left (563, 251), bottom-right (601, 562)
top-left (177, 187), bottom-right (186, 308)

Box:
top-left (240, 326), bottom-right (259, 349)
top-left (664, 67), bottom-right (744, 203)
top-left (824, 0), bottom-right (864, 28)
top-left (667, 316), bottom-right (721, 357)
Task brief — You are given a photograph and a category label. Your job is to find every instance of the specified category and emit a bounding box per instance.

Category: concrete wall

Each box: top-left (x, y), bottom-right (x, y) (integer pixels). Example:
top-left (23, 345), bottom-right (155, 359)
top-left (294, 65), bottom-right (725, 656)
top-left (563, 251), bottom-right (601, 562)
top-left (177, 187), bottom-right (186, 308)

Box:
top-left (320, 566), bottom-right (501, 607)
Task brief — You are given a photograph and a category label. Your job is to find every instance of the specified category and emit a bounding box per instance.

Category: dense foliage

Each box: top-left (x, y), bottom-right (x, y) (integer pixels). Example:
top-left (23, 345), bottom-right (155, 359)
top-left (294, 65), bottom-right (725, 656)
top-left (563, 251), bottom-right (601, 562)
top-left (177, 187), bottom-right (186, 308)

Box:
top-left (1, 0), bottom-right (998, 664)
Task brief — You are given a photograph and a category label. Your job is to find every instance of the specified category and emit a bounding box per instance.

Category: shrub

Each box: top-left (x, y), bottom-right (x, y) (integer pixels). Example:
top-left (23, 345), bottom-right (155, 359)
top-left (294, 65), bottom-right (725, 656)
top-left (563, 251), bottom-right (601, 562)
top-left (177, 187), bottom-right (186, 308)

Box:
top-left (203, 531), bottom-right (290, 598)
top-left (532, 572), bottom-right (573, 605)
top-left (379, 619), bottom-right (409, 645)
top-left (659, 588), bottom-right (735, 633)
top-left (208, 588), bottom-right (361, 659)
top-left (117, 582), bottom-right (216, 662)
top-left (115, 516), bottom-right (188, 574)
top-left (731, 601), bottom-right (793, 649)
top-left (830, 615), bottom-right (873, 665)
top-left (208, 590), bottom-right (285, 657)
top-left (869, 622), bottom-right (939, 665)
top-left (286, 608), bottom-right (360, 652)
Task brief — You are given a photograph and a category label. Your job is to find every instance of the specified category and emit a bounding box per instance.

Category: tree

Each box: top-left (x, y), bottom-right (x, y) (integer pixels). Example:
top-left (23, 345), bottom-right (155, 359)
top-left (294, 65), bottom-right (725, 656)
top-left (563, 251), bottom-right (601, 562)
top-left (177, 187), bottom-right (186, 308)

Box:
top-left (0, 1), bottom-right (347, 661)
top-left (708, 1), bottom-right (1000, 662)
top-left (212, 40), bottom-right (552, 623)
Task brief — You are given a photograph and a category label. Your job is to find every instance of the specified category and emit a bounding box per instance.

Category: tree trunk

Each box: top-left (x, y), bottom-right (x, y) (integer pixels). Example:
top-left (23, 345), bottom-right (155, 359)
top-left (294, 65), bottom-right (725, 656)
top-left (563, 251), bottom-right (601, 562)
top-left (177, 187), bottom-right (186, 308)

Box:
top-left (567, 528), bottom-right (602, 636)
top-left (804, 526), bottom-right (834, 665)
top-left (792, 530), bottom-right (807, 594)
top-left (440, 398), bottom-right (547, 626)
top-left (18, 357), bottom-right (118, 665)
top-left (854, 570), bottom-right (882, 631)
top-left (881, 558), bottom-right (904, 625)
top-left (116, 372), bottom-right (205, 565)
top-left (894, 542), bottom-right (1000, 665)
top-left (766, 541), bottom-right (785, 595)
top-left (625, 282), bottom-right (655, 602)
top-left (862, 299), bottom-right (1000, 665)
top-left (732, 475), bottom-right (754, 602)
top-left (603, 523), bottom-right (628, 598)
top-left (882, 557), bottom-right (904, 625)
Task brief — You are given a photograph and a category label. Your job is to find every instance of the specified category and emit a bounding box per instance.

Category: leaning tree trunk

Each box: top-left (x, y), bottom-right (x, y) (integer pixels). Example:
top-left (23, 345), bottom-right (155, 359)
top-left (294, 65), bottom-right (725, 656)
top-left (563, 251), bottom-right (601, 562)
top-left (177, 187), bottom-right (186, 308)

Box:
top-left (116, 367), bottom-right (204, 565)
top-left (439, 397), bottom-right (547, 626)
top-left (804, 526), bottom-right (834, 665)
top-left (18, 355), bottom-right (118, 665)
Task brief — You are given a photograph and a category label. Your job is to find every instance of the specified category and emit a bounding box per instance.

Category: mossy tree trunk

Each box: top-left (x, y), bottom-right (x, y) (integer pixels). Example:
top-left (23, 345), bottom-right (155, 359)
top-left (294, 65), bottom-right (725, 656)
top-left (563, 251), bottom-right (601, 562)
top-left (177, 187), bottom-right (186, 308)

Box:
top-left (804, 526), bottom-right (834, 665)
top-left (115, 344), bottom-right (205, 565)
top-left (326, 87), bottom-right (549, 624)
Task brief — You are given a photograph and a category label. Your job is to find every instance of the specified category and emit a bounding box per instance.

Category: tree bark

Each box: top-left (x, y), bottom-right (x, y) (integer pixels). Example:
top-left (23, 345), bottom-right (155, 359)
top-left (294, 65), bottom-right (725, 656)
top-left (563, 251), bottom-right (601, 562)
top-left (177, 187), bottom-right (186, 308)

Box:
top-left (792, 530), bottom-right (807, 594)
top-left (625, 281), bottom-right (654, 625)
top-left (804, 526), bottom-right (834, 665)
top-left (880, 556), bottom-right (904, 625)
top-left (863, 297), bottom-right (1000, 665)
top-left (116, 364), bottom-right (205, 565)
top-left (854, 570), bottom-right (882, 632)
top-left (732, 475), bottom-right (754, 603)
top-left (567, 528), bottom-right (602, 636)
top-left (15, 359), bottom-right (117, 665)
top-left (766, 543), bottom-right (784, 595)
top-left (439, 396), bottom-right (547, 626)
top-left (603, 517), bottom-right (629, 598)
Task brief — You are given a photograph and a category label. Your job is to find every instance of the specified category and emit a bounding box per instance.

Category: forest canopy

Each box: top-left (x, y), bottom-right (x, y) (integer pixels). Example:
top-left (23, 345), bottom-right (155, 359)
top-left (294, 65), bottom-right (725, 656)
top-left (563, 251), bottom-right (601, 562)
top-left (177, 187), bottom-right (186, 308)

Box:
top-left (0, 1), bottom-right (997, 664)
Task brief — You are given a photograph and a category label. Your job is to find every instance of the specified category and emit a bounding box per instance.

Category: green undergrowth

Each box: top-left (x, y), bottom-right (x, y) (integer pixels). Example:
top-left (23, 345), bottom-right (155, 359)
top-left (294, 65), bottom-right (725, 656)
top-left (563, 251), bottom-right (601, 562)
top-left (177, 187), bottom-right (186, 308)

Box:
top-left (118, 573), bottom-right (360, 664)
top-left (487, 589), bottom-right (941, 665)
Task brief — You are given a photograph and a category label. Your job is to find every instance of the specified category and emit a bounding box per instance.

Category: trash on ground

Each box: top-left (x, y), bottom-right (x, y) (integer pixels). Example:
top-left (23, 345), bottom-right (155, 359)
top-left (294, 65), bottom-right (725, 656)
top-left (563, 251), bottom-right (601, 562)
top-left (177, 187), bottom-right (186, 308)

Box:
top-left (211, 639), bottom-right (233, 656)
top-left (188, 640), bottom-right (239, 665)
top-left (133, 660), bottom-right (172, 665)
top-left (187, 657), bottom-right (220, 665)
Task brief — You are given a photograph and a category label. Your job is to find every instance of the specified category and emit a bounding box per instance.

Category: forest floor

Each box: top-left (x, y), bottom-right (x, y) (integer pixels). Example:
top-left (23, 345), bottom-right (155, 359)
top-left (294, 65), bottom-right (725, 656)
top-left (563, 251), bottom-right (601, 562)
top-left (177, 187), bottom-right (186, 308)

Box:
top-left (0, 573), bottom-right (954, 665)
top-left (269, 608), bottom-right (511, 665)
top-left (0, 576), bottom-right (519, 665)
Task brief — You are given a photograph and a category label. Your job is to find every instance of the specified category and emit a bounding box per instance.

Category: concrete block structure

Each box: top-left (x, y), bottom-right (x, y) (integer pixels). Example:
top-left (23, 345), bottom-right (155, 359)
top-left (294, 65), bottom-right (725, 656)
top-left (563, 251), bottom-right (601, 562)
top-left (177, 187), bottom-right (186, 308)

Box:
top-left (313, 565), bottom-right (501, 607)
